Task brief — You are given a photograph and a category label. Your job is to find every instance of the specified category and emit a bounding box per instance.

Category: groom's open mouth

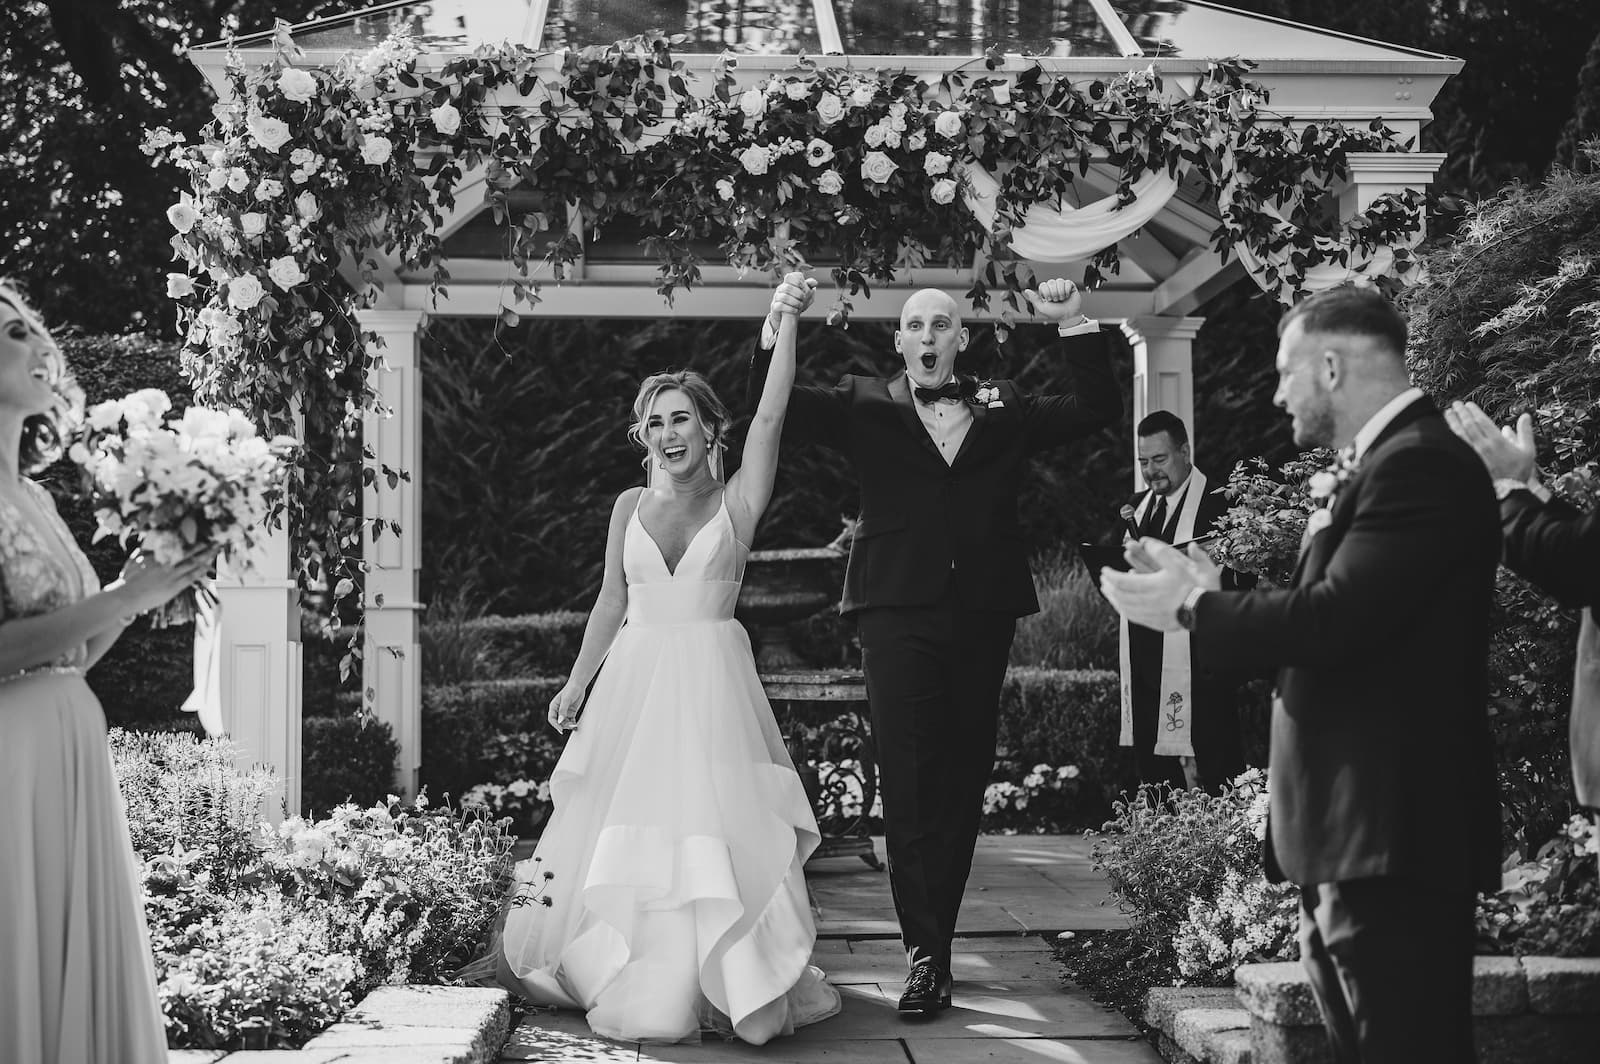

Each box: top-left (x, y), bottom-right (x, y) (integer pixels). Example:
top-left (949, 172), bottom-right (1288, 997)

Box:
top-left (919, 353), bottom-right (938, 370)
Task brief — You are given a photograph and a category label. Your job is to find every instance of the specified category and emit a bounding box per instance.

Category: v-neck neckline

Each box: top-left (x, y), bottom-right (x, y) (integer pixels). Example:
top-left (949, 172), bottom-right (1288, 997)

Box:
top-left (637, 492), bottom-right (726, 578)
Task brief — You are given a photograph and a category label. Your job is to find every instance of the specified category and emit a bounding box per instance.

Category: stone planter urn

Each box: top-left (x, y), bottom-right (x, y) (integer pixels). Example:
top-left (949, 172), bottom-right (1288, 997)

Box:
top-left (735, 546), bottom-right (845, 671)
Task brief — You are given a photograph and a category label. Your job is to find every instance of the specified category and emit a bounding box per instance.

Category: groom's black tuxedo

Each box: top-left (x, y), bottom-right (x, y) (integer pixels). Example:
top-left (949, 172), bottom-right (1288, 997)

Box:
top-left (751, 326), bottom-right (1119, 973)
top-left (1193, 396), bottom-right (1501, 1062)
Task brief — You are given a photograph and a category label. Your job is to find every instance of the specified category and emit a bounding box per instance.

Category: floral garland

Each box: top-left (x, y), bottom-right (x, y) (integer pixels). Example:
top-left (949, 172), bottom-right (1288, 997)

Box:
top-left (145, 24), bottom-right (1425, 630)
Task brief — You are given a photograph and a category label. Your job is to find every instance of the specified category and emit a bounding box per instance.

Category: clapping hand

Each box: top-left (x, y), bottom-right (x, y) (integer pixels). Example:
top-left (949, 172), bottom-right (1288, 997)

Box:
top-left (1022, 277), bottom-right (1085, 324)
top-left (1444, 401), bottom-right (1538, 482)
top-left (1101, 538), bottom-right (1218, 632)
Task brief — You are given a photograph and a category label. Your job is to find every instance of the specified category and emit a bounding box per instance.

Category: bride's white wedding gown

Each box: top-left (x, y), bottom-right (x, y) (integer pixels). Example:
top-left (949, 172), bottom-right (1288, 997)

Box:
top-left (495, 493), bottom-right (840, 1044)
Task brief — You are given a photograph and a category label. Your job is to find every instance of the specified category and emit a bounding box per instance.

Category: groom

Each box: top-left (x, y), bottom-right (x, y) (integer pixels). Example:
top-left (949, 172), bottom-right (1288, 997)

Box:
top-left (752, 274), bottom-right (1119, 1014)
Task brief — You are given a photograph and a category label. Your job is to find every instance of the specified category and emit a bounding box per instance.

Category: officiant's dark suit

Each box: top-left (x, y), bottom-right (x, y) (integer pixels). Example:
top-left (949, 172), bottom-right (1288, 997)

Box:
top-left (1177, 290), bottom-right (1502, 1064)
top-left (749, 281), bottom-right (1119, 1006)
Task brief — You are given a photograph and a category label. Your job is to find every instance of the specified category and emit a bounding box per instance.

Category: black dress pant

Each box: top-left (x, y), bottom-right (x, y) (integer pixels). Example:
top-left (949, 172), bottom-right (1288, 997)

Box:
top-left (857, 594), bottom-right (1015, 973)
top-left (1298, 877), bottom-right (1477, 1064)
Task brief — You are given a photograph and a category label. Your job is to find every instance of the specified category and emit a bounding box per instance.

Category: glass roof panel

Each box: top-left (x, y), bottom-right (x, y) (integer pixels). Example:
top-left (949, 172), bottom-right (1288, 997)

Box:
top-left (201, 0), bottom-right (537, 51)
top-left (834, 0), bottom-right (1123, 57)
top-left (538, 1), bottom-right (822, 54)
top-left (1111, 1), bottom-right (1443, 60)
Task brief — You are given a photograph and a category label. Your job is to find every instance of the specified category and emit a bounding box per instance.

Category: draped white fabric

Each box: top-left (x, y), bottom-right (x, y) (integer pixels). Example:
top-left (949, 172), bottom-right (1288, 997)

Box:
top-left (960, 164), bottom-right (1181, 263)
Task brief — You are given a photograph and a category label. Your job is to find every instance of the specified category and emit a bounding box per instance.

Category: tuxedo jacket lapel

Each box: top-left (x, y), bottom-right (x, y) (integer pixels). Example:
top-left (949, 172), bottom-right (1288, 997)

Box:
top-left (888, 373), bottom-right (945, 462)
top-left (951, 396), bottom-right (989, 467)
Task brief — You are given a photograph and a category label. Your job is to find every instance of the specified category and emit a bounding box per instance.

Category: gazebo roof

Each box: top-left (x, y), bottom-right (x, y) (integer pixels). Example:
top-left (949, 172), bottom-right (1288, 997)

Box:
top-left (187, 1), bottom-right (1461, 322)
top-left (198, 0), bottom-right (1453, 64)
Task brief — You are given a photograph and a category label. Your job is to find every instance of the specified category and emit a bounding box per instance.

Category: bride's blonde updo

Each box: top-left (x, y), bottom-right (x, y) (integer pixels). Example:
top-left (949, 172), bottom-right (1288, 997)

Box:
top-left (627, 370), bottom-right (733, 476)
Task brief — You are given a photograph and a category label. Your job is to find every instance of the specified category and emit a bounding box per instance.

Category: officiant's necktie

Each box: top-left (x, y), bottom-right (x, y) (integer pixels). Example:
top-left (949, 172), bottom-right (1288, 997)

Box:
top-left (1142, 495), bottom-right (1169, 540)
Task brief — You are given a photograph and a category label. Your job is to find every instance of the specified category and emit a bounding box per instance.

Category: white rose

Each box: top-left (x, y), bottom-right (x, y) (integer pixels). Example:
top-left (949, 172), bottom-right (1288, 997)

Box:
top-left (907, 130), bottom-right (926, 151)
top-left (931, 177), bottom-right (958, 204)
top-left (277, 67), bottom-right (318, 103)
top-left (991, 81), bottom-right (1011, 105)
top-left (715, 178), bottom-right (735, 201)
top-left (360, 135), bottom-right (393, 165)
top-left (166, 202), bottom-right (200, 233)
top-left (294, 191), bottom-right (321, 220)
top-left (266, 255), bottom-right (306, 291)
top-left (205, 167), bottom-right (228, 191)
top-left (290, 147), bottom-right (315, 166)
top-left (935, 110), bottom-right (964, 139)
top-left (815, 169), bottom-right (844, 195)
top-left (883, 128), bottom-right (902, 149)
top-left (805, 138), bottom-right (835, 167)
top-left (225, 167), bottom-right (250, 193)
top-left (255, 178), bottom-right (284, 201)
top-left (860, 151), bottom-right (898, 184)
top-left (923, 151), bottom-right (952, 176)
top-left (863, 122), bottom-right (887, 149)
top-left (739, 88), bottom-right (766, 118)
top-left (738, 144), bottom-right (772, 176)
top-left (165, 273), bottom-right (194, 299)
top-left (816, 92), bottom-right (844, 126)
top-left (86, 401), bottom-right (123, 431)
top-left (851, 83), bottom-right (876, 107)
top-left (227, 274), bottom-right (265, 310)
top-left (239, 212), bottom-right (266, 238)
top-left (430, 101), bottom-right (461, 135)
top-left (785, 80), bottom-right (809, 101)
top-left (246, 112), bottom-right (291, 153)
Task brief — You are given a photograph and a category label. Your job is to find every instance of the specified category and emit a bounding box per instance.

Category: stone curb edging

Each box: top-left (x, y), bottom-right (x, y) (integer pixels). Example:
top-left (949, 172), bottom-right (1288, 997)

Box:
top-left (168, 985), bottom-right (514, 1064)
top-left (1147, 956), bottom-right (1600, 1064)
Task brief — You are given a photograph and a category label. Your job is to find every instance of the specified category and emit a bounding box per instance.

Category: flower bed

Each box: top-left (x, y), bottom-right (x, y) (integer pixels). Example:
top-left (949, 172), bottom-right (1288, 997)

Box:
top-left (112, 729), bottom-right (517, 1051)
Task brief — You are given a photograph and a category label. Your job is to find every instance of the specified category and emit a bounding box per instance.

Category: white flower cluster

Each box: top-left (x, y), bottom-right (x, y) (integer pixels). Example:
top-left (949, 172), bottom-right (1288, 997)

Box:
top-left (983, 762), bottom-right (1080, 815)
top-left (461, 777), bottom-right (553, 824)
top-left (1171, 865), bottom-right (1299, 982)
top-left (69, 389), bottom-right (297, 567)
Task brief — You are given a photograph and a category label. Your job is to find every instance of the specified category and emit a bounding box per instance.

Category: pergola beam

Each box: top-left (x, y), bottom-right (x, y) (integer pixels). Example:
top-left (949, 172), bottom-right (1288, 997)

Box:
top-left (1149, 248), bottom-right (1247, 318)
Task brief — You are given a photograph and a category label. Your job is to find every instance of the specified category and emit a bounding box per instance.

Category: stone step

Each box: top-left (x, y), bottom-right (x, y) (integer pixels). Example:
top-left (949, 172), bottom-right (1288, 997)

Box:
top-left (1145, 956), bottom-right (1600, 1064)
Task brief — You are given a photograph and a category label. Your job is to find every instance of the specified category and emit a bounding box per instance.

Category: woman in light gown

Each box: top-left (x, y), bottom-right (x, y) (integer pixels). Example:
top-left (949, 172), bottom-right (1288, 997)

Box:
top-left (0, 282), bottom-right (214, 1064)
top-left (488, 276), bottom-right (840, 1044)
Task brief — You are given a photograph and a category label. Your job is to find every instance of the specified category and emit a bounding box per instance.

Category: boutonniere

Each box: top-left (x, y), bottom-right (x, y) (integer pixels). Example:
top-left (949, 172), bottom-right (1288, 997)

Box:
top-left (1303, 448), bottom-right (1358, 538)
top-left (970, 381), bottom-right (1004, 408)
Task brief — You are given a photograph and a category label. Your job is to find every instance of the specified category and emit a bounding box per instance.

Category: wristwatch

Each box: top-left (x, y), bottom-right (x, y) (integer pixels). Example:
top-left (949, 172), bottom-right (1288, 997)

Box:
top-left (1176, 587), bottom-right (1205, 631)
top-left (1493, 476), bottom-right (1551, 503)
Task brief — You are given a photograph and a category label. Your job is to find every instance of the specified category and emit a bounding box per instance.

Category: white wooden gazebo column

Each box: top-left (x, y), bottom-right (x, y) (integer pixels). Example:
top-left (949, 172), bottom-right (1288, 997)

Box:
top-left (359, 308), bottom-right (426, 800)
top-left (1122, 315), bottom-right (1203, 487)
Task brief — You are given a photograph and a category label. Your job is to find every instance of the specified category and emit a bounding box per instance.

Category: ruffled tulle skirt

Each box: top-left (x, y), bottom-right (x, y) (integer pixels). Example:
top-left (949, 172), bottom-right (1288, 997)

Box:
top-left (0, 672), bottom-right (168, 1064)
top-left (488, 617), bottom-right (840, 1044)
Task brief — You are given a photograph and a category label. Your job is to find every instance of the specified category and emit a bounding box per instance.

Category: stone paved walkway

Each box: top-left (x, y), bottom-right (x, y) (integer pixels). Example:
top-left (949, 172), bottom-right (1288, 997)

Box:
top-left (499, 835), bottom-right (1161, 1064)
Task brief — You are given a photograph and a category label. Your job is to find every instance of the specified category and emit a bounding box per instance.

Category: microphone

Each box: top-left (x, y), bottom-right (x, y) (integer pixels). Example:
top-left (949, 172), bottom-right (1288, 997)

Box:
top-left (1119, 504), bottom-right (1141, 542)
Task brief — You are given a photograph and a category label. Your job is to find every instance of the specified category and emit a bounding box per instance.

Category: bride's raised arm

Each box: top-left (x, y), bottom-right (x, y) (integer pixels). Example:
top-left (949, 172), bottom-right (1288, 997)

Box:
top-left (727, 272), bottom-right (807, 541)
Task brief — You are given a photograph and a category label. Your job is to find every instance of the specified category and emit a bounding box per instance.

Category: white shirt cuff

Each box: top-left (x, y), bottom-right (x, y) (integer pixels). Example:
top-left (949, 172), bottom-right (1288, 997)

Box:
top-left (1057, 316), bottom-right (1098, 337)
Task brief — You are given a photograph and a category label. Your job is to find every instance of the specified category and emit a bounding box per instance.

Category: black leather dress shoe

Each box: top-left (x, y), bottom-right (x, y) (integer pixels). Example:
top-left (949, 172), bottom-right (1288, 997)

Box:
top-left (897, 959), bottom-right (952, 1015)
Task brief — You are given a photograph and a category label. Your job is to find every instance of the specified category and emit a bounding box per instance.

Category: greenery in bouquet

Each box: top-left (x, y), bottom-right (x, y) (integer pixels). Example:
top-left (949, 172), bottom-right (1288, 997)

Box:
top-left (70, 388), bottom-right (296, 626)
top-left (1207, 450), bottom-right (1334, 588)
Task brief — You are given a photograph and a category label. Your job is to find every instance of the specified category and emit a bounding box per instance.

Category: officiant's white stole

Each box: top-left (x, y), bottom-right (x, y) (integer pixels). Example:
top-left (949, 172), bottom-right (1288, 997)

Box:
top-left (1117, 468), bottom-right (1208, 758)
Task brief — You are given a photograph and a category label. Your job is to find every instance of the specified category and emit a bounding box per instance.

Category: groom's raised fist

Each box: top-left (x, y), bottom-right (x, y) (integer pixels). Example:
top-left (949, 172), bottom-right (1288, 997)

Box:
top-left (1023, 277), bottom-right (1085, 323)
top-left (770, 271), bottom-right (817, 319)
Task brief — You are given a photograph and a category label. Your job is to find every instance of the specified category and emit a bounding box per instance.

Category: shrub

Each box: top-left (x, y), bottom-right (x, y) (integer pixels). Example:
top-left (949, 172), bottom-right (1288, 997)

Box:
top-left (301, 715), bottom-right (400, 819)
top-left (89, 620), bottom-right (199, 727)
top-left (1478, 814), bottom-right (1600, 957)
top-left (454, 614), bottom-right (586, 679)
top-left (997, 667), bottom-right (1131, 816)
top-left (420, 678), bottom-right (565, 802)
top-left (420, 581), bottom-right (514, 685)
top-left (1011, 549), bottom-right (1120, 670)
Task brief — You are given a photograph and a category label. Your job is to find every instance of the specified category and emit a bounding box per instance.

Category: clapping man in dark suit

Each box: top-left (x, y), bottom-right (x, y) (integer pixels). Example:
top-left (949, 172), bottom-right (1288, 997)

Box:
top-left (1117, 410), bottom-right (1255, 792)
top-left (1102, 286), bottom-right (1502, 1063)
top-left (752, 274), bottom-right (1119, 1015)
top-left (1446, 401), bottom-right (1600, 851)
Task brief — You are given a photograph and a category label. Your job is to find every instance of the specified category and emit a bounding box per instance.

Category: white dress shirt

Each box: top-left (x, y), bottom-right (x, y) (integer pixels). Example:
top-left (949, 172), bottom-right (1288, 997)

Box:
top-left (915, 393), bottom-right (973, 466)
top-left (1350, 386), bottom-right (1425, 462)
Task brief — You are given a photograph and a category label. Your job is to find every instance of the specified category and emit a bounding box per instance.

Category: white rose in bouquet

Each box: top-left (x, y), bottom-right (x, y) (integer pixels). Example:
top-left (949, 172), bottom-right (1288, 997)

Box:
top-left (267, 255), bottom-right (307, 291)
top-left (167, 201), bottom-right (200, 233)
top-left (295, 191), bottom-right (321, 220)
top-left (72, 392), bottom-right (298, 627)
top-left (785, 80), bottom-right (809, 101)
top-left (931, 177), bottom-right (959, 205)
top-left (923, 151), bottom-right (952, 176)
top-left (860, 151), bottom-right (898, 184)
top-left (815, 169), bottom-right (844, 195)
top-left (255, 179), bottom-right (285, 201)
top-left (430, 101), bottom-right (462, 135)
top-left (851, 83), bottom-right (876, 107)
top-left (239, 212), bottom-right (267, 238)
top-left (738, 145), bottom-right (772, 176)
top-left (739, 88), bottom-right (766, 118)
top-left (360, 135), bottom-right (394, 165)
top-left (934, 109), bottom-right (964, 139)
top-left (247, 112), bottom-right (292, 153)
top-left (166, 273), bottom-right (195, 299)
top-left (227, 274), bottom-right (266, 310)
top-left (816, 92), bottom-right (844, 126)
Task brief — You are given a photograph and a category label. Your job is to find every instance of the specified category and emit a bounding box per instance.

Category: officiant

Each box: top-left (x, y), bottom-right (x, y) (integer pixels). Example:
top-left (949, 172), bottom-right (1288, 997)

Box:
top-left (1116, 411), bottom-right (1253, 791)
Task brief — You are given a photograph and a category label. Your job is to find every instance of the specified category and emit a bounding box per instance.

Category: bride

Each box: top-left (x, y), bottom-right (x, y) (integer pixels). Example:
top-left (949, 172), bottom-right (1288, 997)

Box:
top-left (484, 273), bottom-right (839, 1044)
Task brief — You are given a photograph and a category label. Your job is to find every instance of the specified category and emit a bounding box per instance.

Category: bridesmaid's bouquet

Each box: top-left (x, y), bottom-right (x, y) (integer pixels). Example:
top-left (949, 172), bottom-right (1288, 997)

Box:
top-left (69, 388), bottom-right (297, 627)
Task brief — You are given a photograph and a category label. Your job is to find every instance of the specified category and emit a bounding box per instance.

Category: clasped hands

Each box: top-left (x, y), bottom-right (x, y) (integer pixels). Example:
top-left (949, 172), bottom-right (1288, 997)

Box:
top-left (1100, 539), bottom-right (1222, 633)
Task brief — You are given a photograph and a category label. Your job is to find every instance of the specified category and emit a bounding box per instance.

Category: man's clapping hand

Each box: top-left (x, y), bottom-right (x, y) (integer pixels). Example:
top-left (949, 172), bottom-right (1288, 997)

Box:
top-left (1101, 538), bottom-right (1219, 632)
top-left (1444, 401), bottom-right (1538, 482)
top-left (1023, 277), bottom-right (1085, 324)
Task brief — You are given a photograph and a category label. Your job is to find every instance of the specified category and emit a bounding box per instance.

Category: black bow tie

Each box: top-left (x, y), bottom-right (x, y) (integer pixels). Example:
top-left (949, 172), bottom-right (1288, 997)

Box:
top-left (914, 381), bottom-right (964, 404)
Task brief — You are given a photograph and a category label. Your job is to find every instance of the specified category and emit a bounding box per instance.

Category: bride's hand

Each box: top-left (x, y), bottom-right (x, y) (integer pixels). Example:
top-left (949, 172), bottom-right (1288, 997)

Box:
top-left (547, 681), bottom-right (585, 734)
top-left (115, 548), bottom-right (215, 615)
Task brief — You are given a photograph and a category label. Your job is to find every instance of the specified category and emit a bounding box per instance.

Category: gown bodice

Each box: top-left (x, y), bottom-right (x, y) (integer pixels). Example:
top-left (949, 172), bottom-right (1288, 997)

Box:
top-left (0, 479), bottom-right (98, 679)
top-left (623, 494), bottom-right (747, 627)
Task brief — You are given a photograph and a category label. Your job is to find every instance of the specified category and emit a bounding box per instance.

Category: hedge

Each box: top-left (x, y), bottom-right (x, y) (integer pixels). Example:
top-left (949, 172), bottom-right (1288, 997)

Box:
top-left (420, 678), bottom-right (566, 802)
top-left (453, 613), bottom-right (586, 679)
top-left (301, 715), bottom-right (400, 818)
